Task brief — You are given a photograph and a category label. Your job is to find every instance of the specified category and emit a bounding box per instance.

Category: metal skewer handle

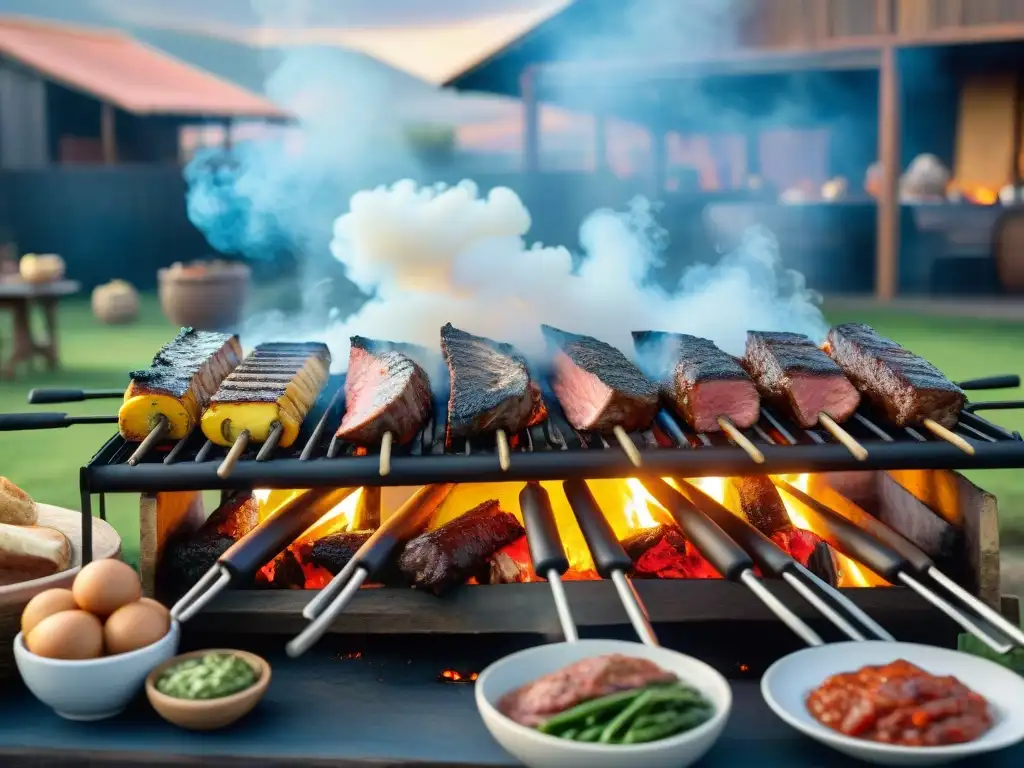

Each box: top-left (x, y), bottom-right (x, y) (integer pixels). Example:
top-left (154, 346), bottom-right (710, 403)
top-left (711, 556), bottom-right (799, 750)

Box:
top-left (519, 481), bottom-right (577, 642)
top-left (27, 387), bottom-right (123, 404)
top-left (561, 478), bottom-right (657, 647)
top-left (0, 412), bottom-right (117, 431)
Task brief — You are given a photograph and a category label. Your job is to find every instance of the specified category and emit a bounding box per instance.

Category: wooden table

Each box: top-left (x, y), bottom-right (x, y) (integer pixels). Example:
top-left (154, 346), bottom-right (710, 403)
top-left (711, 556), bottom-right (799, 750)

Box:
top-left (0, 279), bottom-right (80, 379)
top-left (0, 632), bottom-right (1020, 767)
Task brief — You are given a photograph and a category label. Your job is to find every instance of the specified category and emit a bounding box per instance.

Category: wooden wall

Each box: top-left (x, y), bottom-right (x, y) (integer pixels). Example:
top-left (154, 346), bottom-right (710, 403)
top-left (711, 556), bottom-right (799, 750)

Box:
top-left (954, 73), bottom-right (1019, 189)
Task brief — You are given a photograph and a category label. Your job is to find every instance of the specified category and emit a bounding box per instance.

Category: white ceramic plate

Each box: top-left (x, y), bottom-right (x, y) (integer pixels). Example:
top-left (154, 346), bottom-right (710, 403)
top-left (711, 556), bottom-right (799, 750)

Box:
top-left (762, 641), bottom-right (1024, 766)
top-left (475, 639), bottom-right (732, 768)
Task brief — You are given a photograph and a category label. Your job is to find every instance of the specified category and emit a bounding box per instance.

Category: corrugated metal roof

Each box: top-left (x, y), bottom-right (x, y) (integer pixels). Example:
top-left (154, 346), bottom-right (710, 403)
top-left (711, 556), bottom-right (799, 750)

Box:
top-left (0, 16), bottom-right (289, 119)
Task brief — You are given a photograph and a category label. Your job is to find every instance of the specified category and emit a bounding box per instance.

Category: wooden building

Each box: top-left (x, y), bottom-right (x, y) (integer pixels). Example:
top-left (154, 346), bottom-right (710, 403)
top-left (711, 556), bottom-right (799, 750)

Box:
top-left (0, 16), bottom-right (288, 167)
top-left (444, 0), bottom-right (1024, 299)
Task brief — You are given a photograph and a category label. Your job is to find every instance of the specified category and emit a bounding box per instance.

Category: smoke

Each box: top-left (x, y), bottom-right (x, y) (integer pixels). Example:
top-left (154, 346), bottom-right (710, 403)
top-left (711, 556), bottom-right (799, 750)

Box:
top-left (318, 179), bottom-right (825, 362)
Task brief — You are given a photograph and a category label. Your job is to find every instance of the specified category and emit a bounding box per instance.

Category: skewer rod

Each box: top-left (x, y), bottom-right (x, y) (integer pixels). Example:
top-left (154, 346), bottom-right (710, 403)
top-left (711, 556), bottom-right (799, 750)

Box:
top-left (818, 413), bottom-right (868, 461)
top-left (612, 425), bottom-right (642, 468)
top-left (545, 569), bottom-right (578, 642)
top-left (287, 567), bottom-right (368, 658)
top-left (717, 417), bottom-right (764, 464)
top-left (610, 570), bottom-right (658, 647)
top-left (169, 565), bottom-right (231, 622)
top-left (379, 431), bottom-right (393, 477)
top-left (927, 567), bottom-right (1024, 648)
top-left (898, 572), bottom-right (1012, 654)
top-left (781, 571), bottom-right (866, 641)
top-left (740, 569), bottom-right (823, 647)
top-left (127, 415), bottom-right (169, 466)
top-left (495, 429), bottom-right (511, 471)
top-left (217, 429), bottom-right (250, 479)
top-left (923, 419), bottom-right (975, 455)
top-left (255, 422), bottom-right (283, 461)
top-left (794, 563), bottom-right (895, 641)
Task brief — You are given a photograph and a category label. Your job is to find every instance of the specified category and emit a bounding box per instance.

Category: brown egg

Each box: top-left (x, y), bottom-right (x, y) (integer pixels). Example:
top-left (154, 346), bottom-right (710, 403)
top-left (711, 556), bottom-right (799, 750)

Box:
top-left (138, 597), bottom-right (170, 623)
top-left (21, 588), bottom-right (77, 636)
top-left (72, 559), bottom-right (141, 617)
top-left (26, 609), bottom-right (104, 660)
top-left (103, 602), bottom-right (168, 655)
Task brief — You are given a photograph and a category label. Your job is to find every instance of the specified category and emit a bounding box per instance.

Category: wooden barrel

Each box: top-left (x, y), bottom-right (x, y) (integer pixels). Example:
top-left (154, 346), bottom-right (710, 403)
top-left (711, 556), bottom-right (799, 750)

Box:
top-left (993, 209), bottom-right (1024, 293)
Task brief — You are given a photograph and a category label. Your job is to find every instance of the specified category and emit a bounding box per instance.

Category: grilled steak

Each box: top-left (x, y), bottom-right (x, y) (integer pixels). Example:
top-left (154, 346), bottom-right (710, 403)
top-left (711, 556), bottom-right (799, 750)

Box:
top-left (726, 476), bottom-right (838, 585)
top-left (398, 499), bottom-right (525, 594)
top-left (498, 653), bottom-right (678, 727)
top-left (440, 324), bottom-right (536, 439)
top-left (542, 325), bottom-right (659, 433)
top-left (622, 524), bottom-right (720, 579)
top-left (306, 531), bottom-right (374, 574)
top-left (335, 336), bottom-right (433, 446)
top-left (825, 323), bottom-right (965, 428)
top-left (744, 331), bottom-right (860, 428)
top-left (633, 330), bottom-right (760, 432)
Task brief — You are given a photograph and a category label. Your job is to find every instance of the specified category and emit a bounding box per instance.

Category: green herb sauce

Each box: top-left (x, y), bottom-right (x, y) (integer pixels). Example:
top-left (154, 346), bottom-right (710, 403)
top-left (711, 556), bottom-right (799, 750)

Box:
top-left (156, 653), bottom-right (258, 700)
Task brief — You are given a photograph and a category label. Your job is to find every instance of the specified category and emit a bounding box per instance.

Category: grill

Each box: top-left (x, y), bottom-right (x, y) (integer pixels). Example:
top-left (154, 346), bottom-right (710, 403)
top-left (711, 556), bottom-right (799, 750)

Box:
top-left (80, 374), bottom-right (1024, 497)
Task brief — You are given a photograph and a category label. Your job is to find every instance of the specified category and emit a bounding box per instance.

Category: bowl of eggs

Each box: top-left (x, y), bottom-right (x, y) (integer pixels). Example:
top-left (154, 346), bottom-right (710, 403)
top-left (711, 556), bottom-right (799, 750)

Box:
top-left (14, 559), bottom-right (179, 721)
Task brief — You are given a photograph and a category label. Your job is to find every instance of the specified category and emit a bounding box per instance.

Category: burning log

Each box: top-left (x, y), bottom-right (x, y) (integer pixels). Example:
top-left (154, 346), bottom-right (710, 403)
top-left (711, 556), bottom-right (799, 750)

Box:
top-left (621, 525), bottom-right (720, 580)
top-left (158, 493), bottom-right (260, 598)
top-left (398, 499), bottom-right (524, 594)
top-left (308, 531), bottom-right (374, 576)
top-left (488, 536), bottom-right (599, 584)
top-left (726, 477), bottom-right (839, 586)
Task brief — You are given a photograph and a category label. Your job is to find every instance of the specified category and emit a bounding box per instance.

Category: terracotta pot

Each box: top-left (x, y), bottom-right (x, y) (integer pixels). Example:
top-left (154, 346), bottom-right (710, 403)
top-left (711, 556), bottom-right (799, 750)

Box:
top-left (158, 262), bottom-right (251, 331)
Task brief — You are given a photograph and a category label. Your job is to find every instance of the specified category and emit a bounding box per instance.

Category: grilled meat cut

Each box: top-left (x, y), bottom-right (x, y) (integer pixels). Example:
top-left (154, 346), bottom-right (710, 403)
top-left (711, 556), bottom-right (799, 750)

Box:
top-left (397, 499), bottom-right (525, 594)
top-left (335, 336), bottom-right (433, 447)
top-left (622, 525), bottom-right (720, 579)
top-left (120, 328), bottom-right (242, 441)
top-left (633, 330), bottom-right (760, 432)
top-left (744, 331), bottom-right (860, 428)
top-left (440, 324), bottom-right (538, 439)
top-left (499, 654), bottom-right (678, 727)
top-left (307, 531), bottom-right (374, 575)
top-left (542, 325), bottom-right (659, 433)
top-left (726, 476), bottom-right (838, 585)
top-left (825, 323), bottom-right (965, 428)
top-left (202, 342), bottom-right (331, 448)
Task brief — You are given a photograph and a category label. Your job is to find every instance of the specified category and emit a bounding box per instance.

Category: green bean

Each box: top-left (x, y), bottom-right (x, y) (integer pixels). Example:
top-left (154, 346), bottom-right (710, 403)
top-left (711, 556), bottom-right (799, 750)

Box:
top-left (598, 689), bottom-right (658, 743)
top-left (575, 725), bottom-right (604, 742)
top-left (537, 688), bottom-right (647, 734)
top-left (622, 708), bottom-right (713, 744)
top-left (559, 728), bottom-right (579, 740)
top-left (633, 710), bottom-right (686, 729)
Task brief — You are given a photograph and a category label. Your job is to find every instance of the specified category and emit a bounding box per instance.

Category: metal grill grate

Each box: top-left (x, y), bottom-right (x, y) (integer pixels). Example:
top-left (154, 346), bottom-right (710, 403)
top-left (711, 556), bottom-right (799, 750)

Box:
top-left (81, 375), bottom-right (1024, 493)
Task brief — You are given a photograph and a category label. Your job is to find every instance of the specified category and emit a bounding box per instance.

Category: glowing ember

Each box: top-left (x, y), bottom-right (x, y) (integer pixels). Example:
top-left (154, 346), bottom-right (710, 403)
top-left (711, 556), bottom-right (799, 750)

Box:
top-left (439, 669), bottom-right (478, 683)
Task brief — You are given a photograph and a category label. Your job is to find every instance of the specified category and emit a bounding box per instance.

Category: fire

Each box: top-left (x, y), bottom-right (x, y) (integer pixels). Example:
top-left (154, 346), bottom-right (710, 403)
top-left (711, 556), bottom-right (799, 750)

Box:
top-left (295, 489), bottom-right (364, 544)
top-left (623, 479), bottom-right (661, 530)
top-left (948, 181), bottom-right (998, 205)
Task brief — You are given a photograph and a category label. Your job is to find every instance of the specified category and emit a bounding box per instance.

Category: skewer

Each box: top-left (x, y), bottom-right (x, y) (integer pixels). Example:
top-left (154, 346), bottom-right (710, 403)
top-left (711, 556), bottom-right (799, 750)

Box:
top-left (254, 422), bottom-right (284, 461)
top-left (612, 425), bottom-right (642, 467)
top-left (495, 428), bottom-right (511, 471)
top-left (923, 418), bottom-right (975, 455)
top-left (289, 483), bottom-right (455, 655)
top-left (126, 415), bottom-right (169, 466)
top-left (217, 426), bottom-right (250, 479)
top-left (519, 482), bottom-right (577, 641)
top-left (716, 416), bottom-right (765, 463)
top-left (817, 412), bottom-right (868, 461)
top-left (379, 431), bottom-right (394, 476)
top-left (561, 479), bottom-right (659, 646)
top-left (634, 478), bottom-right (822, 647)
top-left (171, 487), bottom-right (357, 623)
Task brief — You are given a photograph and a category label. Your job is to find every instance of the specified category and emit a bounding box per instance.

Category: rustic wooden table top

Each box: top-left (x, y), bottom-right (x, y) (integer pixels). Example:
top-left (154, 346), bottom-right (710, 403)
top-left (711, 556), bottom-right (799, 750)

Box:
top-left (0, 279), bottom-right (80, 298)
top-left (0, 632), bottom-right (1020, 767)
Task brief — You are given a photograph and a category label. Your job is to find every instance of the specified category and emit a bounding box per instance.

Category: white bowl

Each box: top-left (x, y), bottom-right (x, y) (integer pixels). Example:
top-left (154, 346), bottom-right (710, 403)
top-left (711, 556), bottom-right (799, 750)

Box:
top-left (14, 620), bottom-right (181, 721)
top-left (762, 640), bottom-right (1024, 766)
top-left (475, 639), bottom-right (732, 768)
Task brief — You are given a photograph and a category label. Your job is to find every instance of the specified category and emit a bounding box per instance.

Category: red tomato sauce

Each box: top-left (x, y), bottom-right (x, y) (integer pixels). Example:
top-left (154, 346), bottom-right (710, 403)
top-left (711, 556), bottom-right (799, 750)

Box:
top-left (806, 659), bottom-right (993, 746)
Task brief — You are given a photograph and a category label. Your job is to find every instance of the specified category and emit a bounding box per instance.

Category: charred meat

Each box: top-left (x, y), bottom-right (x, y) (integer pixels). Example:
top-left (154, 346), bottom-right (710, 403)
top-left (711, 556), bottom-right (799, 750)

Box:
top-left (633, 331), bottom-right (760, 432)
top-left (398, 499), bottom-right (525, 594)
top-left (440, 324), bottom-right (537, 439)
top-left (335, 336), bottom-right (433, 447)
top-left (744, 331), bottom-right (860, 428)
top-left (622, 525), bottom-right (720, 579)
top-left (825, 323), bottom-right (965, 428)
top-left (498, 654), bottom-right (678, 728)
top-left (307, 531), bottom-right (373, 575)
top-left (542, 325), bottom-right (659, 433)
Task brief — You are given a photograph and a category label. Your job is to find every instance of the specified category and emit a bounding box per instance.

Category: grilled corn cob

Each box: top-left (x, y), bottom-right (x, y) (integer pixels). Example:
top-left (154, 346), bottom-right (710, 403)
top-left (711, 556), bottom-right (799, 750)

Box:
top-left (201, 342), bottom-right (331, 448)
top-left (119, 328), bottom-right (242, 441)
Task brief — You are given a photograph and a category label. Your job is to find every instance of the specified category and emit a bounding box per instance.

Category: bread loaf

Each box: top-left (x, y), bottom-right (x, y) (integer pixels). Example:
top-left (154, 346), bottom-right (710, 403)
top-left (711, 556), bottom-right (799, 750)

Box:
top-left (0, 477), bottom-right (37, 525)
top-left (0, 523), bottom-right (70, 585)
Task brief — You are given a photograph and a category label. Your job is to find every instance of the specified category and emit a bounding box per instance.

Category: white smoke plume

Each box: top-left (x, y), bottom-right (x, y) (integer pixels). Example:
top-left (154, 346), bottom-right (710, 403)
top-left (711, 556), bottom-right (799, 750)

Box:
top-left (313, 179), bottom-right (826, 365)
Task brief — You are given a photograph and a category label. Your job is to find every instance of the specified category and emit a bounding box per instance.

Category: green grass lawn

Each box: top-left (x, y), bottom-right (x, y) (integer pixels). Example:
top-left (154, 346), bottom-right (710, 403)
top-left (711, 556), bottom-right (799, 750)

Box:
top-left (0, 296), bottom-right (1022, 567)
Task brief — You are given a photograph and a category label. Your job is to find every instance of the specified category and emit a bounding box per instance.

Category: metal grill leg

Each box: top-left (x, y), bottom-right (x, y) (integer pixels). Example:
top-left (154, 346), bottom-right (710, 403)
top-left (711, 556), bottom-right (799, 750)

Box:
top-left (80, 489), bottom-right (93, 566)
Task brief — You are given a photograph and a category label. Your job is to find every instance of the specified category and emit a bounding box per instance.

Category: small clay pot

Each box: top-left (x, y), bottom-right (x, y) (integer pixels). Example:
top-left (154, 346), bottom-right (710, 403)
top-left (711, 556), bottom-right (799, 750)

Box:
top-left (158, 261), bottom-right (251, 331)
top-left (145, 649), bottom-right (270, 731)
